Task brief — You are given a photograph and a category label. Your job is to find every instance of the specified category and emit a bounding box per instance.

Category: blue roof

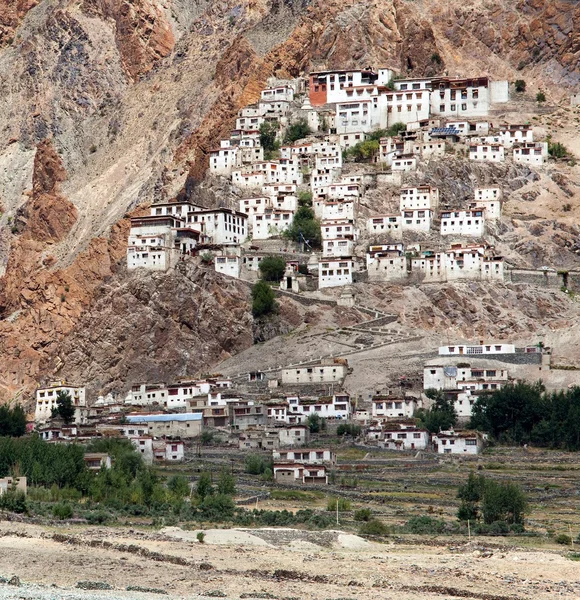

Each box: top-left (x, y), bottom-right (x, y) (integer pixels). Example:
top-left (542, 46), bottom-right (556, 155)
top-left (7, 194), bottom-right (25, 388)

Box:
top-left (126, 413), bottom-right (203, 423)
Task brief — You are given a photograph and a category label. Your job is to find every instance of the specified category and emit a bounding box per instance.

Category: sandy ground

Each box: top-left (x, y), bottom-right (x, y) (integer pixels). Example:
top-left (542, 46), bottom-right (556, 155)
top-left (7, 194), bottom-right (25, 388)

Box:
top-left (0, 523), bottom-right (578, 599)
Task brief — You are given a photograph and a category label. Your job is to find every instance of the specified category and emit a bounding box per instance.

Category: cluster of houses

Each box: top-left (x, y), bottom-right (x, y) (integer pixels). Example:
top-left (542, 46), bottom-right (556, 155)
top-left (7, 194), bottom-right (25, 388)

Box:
top-left (32, 342), bottom-right (539, 481)
top-left (125, 67), bottom-right (555, 291)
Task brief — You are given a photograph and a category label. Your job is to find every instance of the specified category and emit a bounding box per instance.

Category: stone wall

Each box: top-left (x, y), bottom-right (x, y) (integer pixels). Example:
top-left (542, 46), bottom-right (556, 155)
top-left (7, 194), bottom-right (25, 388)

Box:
top-left (506, 268), bottom-right (580, 291)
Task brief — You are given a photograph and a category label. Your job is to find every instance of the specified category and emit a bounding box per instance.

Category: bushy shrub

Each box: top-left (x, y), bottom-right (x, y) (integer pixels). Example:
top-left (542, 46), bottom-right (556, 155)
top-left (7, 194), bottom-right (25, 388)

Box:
top-left (404, 515), bottom-right (446, 534)
top-left (0, 490), bottom-right (27, 514)
top-left (354, 508), bottom-right (372, 522)
top-left (555, 533), bottom-right (572, 545)
top-left (244, 454), bottom-right (272, 475)
top-left (514, 79), bottom-right (526, 92)
top-left (359, 519), bottom-right (389, 536)
top-left (52, 502), bottom-right (74, 520)
top-left (284, 119), bottom-right (312, 143)
top-left (488, 520), bottom-right (510, 535)
top-left (85, 511), bottom-right (110, 525)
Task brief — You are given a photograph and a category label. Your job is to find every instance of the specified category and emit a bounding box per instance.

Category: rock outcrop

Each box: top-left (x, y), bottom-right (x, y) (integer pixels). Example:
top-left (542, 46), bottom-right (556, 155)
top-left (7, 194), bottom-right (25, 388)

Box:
top-left (48, 263), bottom-right (255, 398)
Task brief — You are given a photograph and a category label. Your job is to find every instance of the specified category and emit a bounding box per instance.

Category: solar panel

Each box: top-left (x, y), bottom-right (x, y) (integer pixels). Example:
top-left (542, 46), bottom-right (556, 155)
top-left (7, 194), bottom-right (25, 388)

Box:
top-left (430, 127), bottom-right (460, 135)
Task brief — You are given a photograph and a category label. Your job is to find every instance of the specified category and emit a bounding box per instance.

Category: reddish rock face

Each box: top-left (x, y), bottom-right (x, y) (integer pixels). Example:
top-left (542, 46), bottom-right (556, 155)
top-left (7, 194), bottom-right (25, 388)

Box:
top-left (22, 140), bottom-right (77, 244)
top-left (0, 0), bottom-right (38, 47)
top-left (82, 0), bottom-right (175, 79)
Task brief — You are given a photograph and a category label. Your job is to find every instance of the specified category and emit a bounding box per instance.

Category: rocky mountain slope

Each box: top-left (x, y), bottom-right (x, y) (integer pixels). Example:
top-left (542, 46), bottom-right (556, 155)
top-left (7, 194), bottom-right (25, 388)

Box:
top-left (0, 0), bottom-right (579, 402)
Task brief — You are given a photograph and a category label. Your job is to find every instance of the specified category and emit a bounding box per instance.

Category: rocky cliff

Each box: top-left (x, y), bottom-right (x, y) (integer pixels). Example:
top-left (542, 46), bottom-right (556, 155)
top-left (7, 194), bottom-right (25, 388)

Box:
top-left (0, 0), bottom-right (579, 402)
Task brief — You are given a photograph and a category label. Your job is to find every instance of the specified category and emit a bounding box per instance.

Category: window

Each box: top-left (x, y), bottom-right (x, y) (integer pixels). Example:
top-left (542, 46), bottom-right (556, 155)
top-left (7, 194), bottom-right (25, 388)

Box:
top-left (465, 439), bottom-right (477, 446)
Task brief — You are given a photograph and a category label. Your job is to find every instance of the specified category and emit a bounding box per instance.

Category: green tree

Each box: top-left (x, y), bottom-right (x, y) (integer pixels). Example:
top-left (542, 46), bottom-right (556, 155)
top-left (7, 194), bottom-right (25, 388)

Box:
top-left (456, 472), bottom-right (527, 526)
top-left (259, 121), bottom-right (279, 158)
top-left (297, 191), bottom-right (312, 207)
top-left (284, 119), bottom-right (312, 143)
top-left (216, 469), bottom-right (236, 496)
top-left (167, 475), bottom-right (190, 500)
top-left (536, 90), bottom-right (546, 103)
top-left (251, 281), bottom-right (277, 317)
top-left (0, 405), bottom-right (26, 437)
top-left (514, 79), bottom-right (526, 92)
top-left (196, 472), bottom-right (214, 500)
top-left (258, 256), bottom-right (286, 282)
top-left (52, 390), bottom-right (75, 424)
top-left (346, 139), bottom-right (379, 162)
top-left (469, 381), bottom-right (546, 444)
top-left (306, 413), bottom-right (326, 433)
top-left (284, 206), bottom-right (321, 249)
top-left (244, 454), bottom-right (272, 475)
top-left (481, 479), bottom-right (527, 525)
top-left (415, 389), bottom-right (457, 432)
top-left (200, 493), bottom-right (236, 521)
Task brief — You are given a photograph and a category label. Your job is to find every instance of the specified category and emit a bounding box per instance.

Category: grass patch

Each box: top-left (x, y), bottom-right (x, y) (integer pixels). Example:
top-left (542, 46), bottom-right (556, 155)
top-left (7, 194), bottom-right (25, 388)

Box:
top-left (567, 553), bottom-right (580, 561)
top-left (269, 490), bottom-right (324, 502)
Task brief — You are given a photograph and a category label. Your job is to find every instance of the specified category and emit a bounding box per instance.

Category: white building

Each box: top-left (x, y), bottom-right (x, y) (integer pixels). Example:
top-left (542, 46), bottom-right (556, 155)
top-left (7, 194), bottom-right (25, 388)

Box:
top-left (35, 382), bottom-right (86, 424)
top-left (378, 137), bottom-right (408, 166)
top-left (439, 343), bottom-right (516, 356)
top-left (474, 187), bottom-right (502, 202)
top-left (281, 359), bottom-right (349, 384)
top-left (319, 257), bottom-right (355, 288)
top-left (372, 424), bottom-right (430, 451)
top-left (498, 124), bottom-right (534, 147)
top-left (367, 247), bottom-right (407, 282)
top-left (215, 255), bottom-right (241, 278)
top-left (384, 88), bottom-right (431, 126)
top-left (308, 68), bottom-right (392, 106)
top-left (278, 424), bottom-right (310, 447)
top-left (273, 447), bottom-right (336, 465)
top-left (371, 396), bottom-right (417, 419)
top-left (367, 214), bottom-right (402, 238)
top-left (399, 186), bottom-right (440, 211)
top-left (187, 208), bottom-right (247, 245)
top-left (411, 139), bottom-right (446, 159)
top-left (154, 440), bottom-right (185, 462)
top-left (440, 209), bottom-right (485, 237)
top-left (127, 215), bottom-right (199, 271)
top-left (392, 155), bottom-right (417, 171)
top-left (273, 463), bottom-right (328, 484)
top-left (469, 144), bottom-right (505, 162)
top-left (286, 393), bottom-right (351, 421)
top-left (445, 121), bottom-right (490, 136)
top-left (432, 430), bottom-right (485, 454)
top-left (338, 131), bottom-right (368, 150)
top-left (411, 244), bottom-right (503, 283)
top-left (424, 364), bottom-right (509, 418)
top-left (250, 210), bottom-right (293, 239)
top-left (316, 200), bottom-right (355, 221)
top-left (261, 85), bottom-right (294, 103)
top-left (430, 77), bottom-right (508, 118)
top-left (323, 237), bottom-right (354, 257)
top-left (513, 142), bottom-right (548, 165)
top-left (401, 208), bottom-right (432, 232)
top-left (321, 219), bottom-right (356, 241)
top-left (335, 100), bottom-right (374, 132)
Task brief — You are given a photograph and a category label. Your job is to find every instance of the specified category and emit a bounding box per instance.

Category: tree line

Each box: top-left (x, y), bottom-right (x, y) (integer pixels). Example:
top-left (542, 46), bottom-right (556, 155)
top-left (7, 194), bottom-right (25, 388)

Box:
top-left (470, 381), bottom-right (580, 450)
